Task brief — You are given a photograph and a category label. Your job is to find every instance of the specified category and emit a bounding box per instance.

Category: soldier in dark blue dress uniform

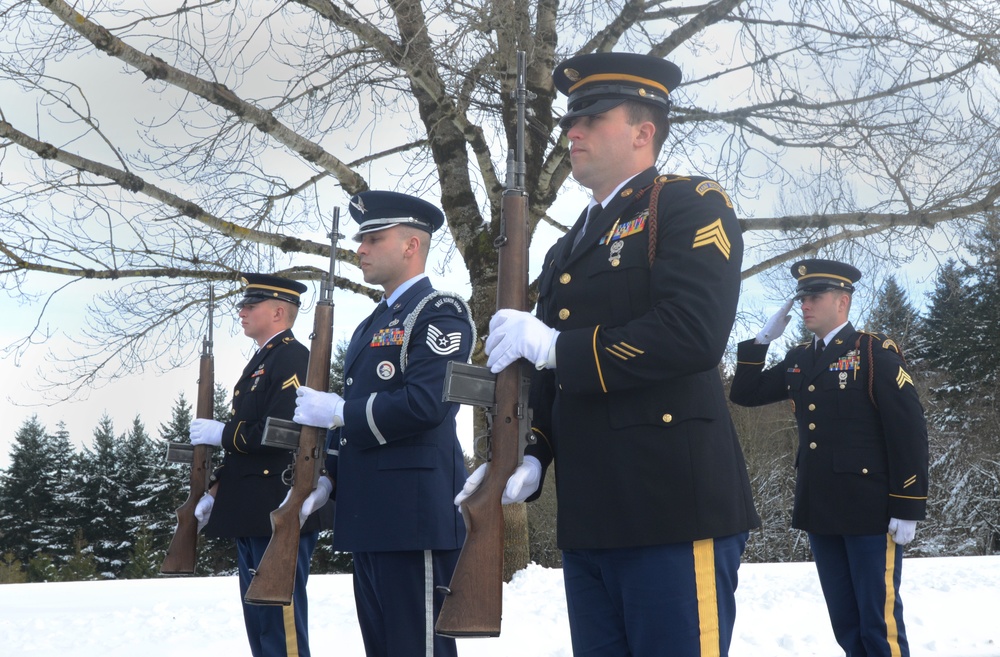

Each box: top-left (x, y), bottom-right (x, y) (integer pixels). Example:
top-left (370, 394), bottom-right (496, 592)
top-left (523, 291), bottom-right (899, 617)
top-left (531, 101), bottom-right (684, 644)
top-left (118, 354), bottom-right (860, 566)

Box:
top-left (730, 259), bottom-right (929, 657)
top-left (190, 273), bottom-right (333, 657)
top-left (473, 52), bottom-right (760, 657)
top-left (293, 191), bottom-right (474, 657)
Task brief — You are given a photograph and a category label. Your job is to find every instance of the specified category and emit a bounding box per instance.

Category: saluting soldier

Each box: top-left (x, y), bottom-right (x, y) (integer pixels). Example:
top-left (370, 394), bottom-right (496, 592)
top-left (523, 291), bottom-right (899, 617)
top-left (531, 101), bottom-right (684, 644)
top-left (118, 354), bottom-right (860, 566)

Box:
top-left (468, 52), bottom-right (760, 657)
top-left (730, 258), bottom-right (929, 657)
top-left (190, 273), bottom-right (333, 657)
top-left (293, 191), bottom-right (474, 657)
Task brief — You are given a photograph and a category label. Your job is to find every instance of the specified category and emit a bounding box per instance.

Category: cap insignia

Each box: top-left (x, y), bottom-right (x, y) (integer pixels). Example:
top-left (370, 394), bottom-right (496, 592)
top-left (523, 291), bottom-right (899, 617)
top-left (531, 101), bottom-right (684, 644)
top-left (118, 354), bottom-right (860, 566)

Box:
top-left (798, 265), bottom-right (807, 276)
top-left (564, 67), bottom-right (580, 82)
top-left (240, 276), bottom-right (249, 286)
top-left (350, 196), bottom-right (367, 215)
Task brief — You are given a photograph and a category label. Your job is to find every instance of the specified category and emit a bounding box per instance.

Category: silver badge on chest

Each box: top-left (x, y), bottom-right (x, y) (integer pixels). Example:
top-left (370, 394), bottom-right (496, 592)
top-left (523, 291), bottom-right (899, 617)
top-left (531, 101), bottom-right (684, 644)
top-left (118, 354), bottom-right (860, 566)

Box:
top-left (609, 239), bottom-right (624, 267)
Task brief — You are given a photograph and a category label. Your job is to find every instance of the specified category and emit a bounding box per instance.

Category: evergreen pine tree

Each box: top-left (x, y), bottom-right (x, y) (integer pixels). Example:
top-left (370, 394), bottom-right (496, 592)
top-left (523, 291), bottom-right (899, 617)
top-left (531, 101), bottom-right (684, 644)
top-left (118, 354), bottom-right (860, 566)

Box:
top-left (119, 416), bottom-right (168, 574)
top-left (77, 414), bottom-right (129, 578)
top-left (122, 525), bottom-right (159, 579)
top-left (45, 422), bottom-right (80, 565)
top-left (866, 275), bottom-right (920, 350)
top-left (329, 339), bottom-right (349, 395)
top-left (917, 259), bottom-right (977, 378)
top-left (0, 416), bottom-right (54, 565)
top-left (213, 382), bottom-right (230, 422)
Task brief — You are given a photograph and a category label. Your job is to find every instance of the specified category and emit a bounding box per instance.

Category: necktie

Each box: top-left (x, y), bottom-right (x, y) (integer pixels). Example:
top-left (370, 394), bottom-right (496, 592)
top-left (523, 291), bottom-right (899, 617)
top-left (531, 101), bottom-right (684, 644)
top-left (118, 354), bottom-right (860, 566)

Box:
top-left (572, 204), bottom-right (602, 252)
top-left (815, 339), bottom-right (825, 358)
top-left (362, 300), bottom-right (388, 333)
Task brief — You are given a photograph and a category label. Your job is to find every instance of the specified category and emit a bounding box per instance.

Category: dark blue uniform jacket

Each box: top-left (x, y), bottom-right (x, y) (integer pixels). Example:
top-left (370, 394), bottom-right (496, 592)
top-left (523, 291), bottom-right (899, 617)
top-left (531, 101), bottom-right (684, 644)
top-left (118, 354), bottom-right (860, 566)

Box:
top-left (326, 278), bottom-right (473, 553)
top-left (206, 329), bottom-right (332, 538)
top-left (529, 167), bottom-right (760, 549)
top-left (730, 323), bottom-right (928, 534)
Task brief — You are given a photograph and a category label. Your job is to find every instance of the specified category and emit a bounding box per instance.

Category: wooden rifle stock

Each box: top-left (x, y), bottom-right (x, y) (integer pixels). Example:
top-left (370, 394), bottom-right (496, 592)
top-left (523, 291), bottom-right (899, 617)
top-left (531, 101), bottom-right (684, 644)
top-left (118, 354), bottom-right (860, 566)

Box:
top-left (436, 51), bottom-right (532, 637)
top-left (161, 288), bottom-right (215, 575)
top-left (244, 212), bottom-right (339, 606)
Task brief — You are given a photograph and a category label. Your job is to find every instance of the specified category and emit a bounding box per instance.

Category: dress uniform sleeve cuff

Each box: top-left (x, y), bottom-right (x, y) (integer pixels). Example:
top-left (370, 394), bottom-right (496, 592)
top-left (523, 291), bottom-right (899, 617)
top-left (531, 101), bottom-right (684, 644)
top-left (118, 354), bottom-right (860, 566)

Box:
top-left (736, 338), bottom-right (770, 363)
top-left (553, 325), bottom-right (609, 394)
top-left (888, 495), bottom-right (927, 521)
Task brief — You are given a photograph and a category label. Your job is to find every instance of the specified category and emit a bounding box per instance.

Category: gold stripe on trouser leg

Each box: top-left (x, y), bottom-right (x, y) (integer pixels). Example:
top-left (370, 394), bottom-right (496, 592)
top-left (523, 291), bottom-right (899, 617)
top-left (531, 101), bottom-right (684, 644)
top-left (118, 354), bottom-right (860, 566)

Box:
top-left (883, 537), bottom-right (902, 657)
top-left (693, 538), bottom-right (720, 657)
top-left (283, 602), bottom-right (299, 657)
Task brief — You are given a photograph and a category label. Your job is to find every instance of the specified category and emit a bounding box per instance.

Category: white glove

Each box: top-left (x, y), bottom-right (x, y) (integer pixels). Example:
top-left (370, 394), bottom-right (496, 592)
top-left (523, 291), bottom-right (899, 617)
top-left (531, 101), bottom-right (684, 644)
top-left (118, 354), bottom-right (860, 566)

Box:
top-left (756, 298), bottom-right (794, 344)
top-left (294, 386), bottom-right (345, 428)
top-left (190, 419), bottom-right (224, 447)
top-left (194, 492), bottom-right (215, 532)
top-left (280, 476), bottom-right (334, 528)
top-left (453, 456), bottom-right (542, 506)
top-left (888, 517), bottom-right (917, 545)
top-left (484, 309), bottom-right (559, 374)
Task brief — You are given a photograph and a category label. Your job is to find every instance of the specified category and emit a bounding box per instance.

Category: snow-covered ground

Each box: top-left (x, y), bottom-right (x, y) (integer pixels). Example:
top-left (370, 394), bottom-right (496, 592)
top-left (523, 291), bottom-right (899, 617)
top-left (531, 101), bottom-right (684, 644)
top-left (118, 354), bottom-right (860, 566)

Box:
top-left (2, 556), bottom-right (998, 656)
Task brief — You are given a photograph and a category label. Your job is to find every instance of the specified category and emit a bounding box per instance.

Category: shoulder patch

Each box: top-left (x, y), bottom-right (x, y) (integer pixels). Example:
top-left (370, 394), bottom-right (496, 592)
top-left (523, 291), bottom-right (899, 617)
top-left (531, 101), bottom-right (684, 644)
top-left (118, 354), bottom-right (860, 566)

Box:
top-left (858, 330), bottom-right (899, 353)
top-left (695, 180), bottom-right (734, 208)
top-left (400, 290), bottom-right (477, 373)
top-left (692, 218), bottom-right (732, 260)
top-left (433, 295), bottom-right (466, 315)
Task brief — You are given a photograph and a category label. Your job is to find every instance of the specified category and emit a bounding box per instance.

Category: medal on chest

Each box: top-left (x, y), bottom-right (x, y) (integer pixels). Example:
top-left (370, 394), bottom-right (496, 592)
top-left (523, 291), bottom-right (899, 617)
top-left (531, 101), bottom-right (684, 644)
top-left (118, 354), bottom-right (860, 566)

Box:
top-left (829, 349), bottom-right (861, 388)
top-left (250, 366), bottom-right (265, 391)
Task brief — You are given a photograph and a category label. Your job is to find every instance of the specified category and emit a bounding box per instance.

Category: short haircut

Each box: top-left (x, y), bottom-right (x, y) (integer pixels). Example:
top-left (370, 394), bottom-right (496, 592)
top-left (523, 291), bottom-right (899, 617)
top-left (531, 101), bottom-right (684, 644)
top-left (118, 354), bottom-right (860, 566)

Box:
top-left (623, 100), bottom-right (670, 155)
top-left (398, 225), bottom-right (431, 260)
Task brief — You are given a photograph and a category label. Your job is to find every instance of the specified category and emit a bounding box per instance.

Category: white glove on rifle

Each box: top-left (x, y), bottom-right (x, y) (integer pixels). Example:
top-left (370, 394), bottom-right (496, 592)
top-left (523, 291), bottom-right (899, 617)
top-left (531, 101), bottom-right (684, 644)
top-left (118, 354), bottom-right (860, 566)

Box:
top-left (454, 455), bottom-right (542, 506)
top-left (194, 492), bottom-right (215, 532)
top-left (756, 298), bottom-right (795, 344)
top-left (294, 386), bottom-right (345, 428)
top-left (190, 419), bottom-right (224, 447)
top-left (280, 476), bottom-right (334, 528)
top-left (888, 517), bottom-right (917, 545)
top-left (485, 309), bottom-right (559, 374)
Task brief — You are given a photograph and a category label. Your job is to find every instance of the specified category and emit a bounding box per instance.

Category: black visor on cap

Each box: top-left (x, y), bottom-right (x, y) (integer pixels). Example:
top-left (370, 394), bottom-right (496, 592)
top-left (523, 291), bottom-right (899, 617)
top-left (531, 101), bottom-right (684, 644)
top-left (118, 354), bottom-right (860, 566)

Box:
top-left (559, 97), bottom-right (630, 129)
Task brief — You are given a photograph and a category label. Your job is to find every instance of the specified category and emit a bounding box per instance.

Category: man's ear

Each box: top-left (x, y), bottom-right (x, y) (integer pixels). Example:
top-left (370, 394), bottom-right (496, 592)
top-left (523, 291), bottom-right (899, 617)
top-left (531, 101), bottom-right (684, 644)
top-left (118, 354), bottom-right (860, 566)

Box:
top-left (634, 121), bottom-right (656, 149)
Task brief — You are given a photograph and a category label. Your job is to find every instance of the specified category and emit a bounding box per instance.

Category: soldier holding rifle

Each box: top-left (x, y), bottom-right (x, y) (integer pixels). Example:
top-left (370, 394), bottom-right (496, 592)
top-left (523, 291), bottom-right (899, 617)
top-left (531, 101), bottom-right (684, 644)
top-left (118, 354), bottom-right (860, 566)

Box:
top-left (189, 273), bottom-right (332, 657)
top-left (293, 191), bottom-right (475, 657)
top-left (469, 53), bottom-right (761, 656)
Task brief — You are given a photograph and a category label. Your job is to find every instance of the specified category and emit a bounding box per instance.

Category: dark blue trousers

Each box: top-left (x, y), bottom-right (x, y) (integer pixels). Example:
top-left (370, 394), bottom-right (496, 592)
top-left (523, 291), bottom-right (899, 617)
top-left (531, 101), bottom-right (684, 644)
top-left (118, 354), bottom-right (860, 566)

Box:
top-left (352, 549), bottom-right (460, 657)
top-left (561, 533), bottom-right (747, 657)
top-left (236, 532), bottom-right (319, 657)
top-left (808, 533), bottom-right (908, 657)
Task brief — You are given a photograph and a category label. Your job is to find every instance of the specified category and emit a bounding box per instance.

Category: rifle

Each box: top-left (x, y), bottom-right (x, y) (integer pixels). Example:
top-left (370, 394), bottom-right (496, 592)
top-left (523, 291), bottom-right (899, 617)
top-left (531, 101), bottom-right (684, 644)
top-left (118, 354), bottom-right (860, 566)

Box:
top-left (244, 209), bottom-right (341, 606)
top-left (435, 50), bottom-right (535, 638)
top-left (161, 286), bottom-right (215, 575)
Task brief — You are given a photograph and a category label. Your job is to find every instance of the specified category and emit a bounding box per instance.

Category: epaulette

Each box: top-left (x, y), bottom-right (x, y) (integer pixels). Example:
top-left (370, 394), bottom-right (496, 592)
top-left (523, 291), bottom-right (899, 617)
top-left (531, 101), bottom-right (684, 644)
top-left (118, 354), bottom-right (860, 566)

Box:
top-left (857, 330), bottom-right (900, 354)
top-left (654, 174), bottom-right (691, 185)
